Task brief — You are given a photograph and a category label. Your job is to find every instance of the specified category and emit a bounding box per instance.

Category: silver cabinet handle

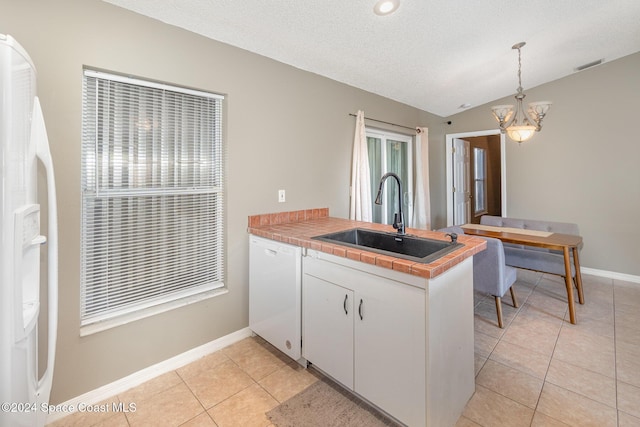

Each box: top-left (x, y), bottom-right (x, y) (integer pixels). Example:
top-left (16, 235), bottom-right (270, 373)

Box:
top-left (359, 299), bottom-right (363, 320)
top-left (343, 294), bottom-right (348, 315)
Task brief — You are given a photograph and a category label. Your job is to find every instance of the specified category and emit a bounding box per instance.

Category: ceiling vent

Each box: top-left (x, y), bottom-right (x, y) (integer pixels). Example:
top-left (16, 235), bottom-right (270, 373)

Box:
top-left (574, 59), bottom-right (604, 72)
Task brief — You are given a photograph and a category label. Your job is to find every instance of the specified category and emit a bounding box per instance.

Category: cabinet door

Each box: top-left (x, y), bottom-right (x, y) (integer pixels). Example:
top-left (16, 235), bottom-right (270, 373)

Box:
top-left (303, 274), bottom-right (354, 389)
top-left (354, 278), bottom-right (426, 427)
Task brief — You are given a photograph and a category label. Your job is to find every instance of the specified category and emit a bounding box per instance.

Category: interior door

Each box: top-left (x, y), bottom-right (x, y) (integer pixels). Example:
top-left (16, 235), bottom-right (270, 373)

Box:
top-left (452, 138), bottom-right (470, 225)
top-left (445, 132), bottom-right (505, 226)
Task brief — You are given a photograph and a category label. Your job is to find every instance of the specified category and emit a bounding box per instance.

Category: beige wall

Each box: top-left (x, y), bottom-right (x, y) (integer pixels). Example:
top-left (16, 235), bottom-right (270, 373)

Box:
top-left (442, 52), bottom-right (640, 276)
top-left (0, 0), bottom-right (443, 402)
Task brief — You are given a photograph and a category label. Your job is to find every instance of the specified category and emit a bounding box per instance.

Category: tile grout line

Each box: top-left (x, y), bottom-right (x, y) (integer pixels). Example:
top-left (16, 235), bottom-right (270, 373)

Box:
top-left (504, 275), bottom-right (547, 427)
top-left (529, 285), bottom-right (567, 427)
top-left (478, 272), bottom-right (585, 427)
top-left (173, 368), bottom-right (218, 426)
top-left (473, 273), bottom-right (542, 426)
top-left (172, 343), bottom-right (270, 425)
top-left (242, 339), bottom-right (295, 407)
top-left (611, 278), bottom-right (640, 424)
top-left (534, 275), bottom-right (626, 426)
top-left (207, 339), bottom-right (291, 423)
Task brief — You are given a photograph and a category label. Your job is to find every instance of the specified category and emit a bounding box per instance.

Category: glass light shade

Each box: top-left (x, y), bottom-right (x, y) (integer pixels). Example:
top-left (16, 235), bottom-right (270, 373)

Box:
top-left (528, 101), bottom-right (552, 117)
top-left (491, 43), bottom-right (551, 142)
top-left (506, 125), bottom-right (537, 142)
top-left (491, 105), bottom-right (514, 123)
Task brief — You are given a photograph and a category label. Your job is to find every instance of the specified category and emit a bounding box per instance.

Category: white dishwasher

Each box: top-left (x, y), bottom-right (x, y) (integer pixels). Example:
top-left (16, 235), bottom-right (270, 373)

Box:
top-left (249, 235), bottom-right (302, 361)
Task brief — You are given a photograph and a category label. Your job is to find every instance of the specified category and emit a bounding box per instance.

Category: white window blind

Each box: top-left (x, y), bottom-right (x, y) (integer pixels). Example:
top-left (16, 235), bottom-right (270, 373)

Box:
top-left (81, 70), bottom-right (225, 327)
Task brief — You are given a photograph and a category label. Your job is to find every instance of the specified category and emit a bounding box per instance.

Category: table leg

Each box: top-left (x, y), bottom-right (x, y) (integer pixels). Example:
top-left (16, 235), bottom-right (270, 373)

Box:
top-left (572, 246), bottom-right (584, 305)
top-left (563, 246), bottom-right (577, 324)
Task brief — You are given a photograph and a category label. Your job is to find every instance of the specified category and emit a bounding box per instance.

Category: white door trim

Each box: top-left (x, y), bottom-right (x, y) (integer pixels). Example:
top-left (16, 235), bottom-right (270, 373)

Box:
top-left (445, 130), bottom-right (506, 226)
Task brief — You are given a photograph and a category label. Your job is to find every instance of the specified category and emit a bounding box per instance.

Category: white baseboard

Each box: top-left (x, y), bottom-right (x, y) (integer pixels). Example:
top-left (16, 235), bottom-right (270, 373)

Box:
top-left (46, 327), bottom-right (253, 424)
top-left (581, 267), bottom-right (640, 284)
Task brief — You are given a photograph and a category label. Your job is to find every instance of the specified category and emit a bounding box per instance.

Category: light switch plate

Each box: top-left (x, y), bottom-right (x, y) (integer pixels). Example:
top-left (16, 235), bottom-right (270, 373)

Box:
top-left (278, 189), bottom-right (286, 203)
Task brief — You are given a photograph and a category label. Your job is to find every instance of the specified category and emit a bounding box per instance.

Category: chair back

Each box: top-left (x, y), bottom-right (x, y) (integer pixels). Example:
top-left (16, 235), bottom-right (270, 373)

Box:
top-left (438, 226), bottom-right (514, 298)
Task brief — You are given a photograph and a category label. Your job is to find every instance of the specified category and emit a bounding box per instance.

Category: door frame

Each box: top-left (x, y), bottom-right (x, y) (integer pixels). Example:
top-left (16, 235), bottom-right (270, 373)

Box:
top-left (366, 127), bottom-right (414, 226)
top-left (445, 130), bottom-right (507, 226)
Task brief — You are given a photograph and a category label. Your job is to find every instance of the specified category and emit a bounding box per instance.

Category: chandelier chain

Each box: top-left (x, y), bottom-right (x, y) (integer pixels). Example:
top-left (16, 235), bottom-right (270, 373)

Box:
top-left (516, 46), bottom-right (523, 93)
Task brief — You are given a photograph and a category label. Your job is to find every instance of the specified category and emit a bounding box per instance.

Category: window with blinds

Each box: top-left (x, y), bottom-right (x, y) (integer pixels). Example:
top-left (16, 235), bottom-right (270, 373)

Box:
top-left (81, 69), bottom-right (225, 328)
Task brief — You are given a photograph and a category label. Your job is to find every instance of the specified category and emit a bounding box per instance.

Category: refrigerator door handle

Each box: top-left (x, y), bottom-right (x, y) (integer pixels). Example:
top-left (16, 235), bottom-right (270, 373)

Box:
top-left (30, 235), bottom-right (47, 246)
top-left (31, 97), bottom-right (58, 406)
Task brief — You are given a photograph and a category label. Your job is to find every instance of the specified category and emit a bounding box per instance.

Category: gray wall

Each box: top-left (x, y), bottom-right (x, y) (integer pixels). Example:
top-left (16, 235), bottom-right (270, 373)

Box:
top-left (442, 52), bottom-right (640, 276)
top-left (0, 0), bottom-right (442, 403)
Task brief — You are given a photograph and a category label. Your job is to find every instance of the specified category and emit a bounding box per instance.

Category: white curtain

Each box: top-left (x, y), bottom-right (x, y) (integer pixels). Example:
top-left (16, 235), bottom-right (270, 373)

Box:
top-left (411, 127), bottom-right (431, 229)
top-left (349, 110), bottom-right (372, 221)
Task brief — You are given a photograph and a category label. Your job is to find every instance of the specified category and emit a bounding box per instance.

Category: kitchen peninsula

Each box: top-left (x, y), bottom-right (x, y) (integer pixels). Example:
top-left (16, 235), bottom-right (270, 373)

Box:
top-left (248, 208), bottom-right (486, 427)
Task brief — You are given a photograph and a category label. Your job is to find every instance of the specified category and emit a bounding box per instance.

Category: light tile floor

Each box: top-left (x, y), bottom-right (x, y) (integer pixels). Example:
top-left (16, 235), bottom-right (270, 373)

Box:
top-left (48, 336), bottom-right (322, 427)
top-left (460, 270), bottom-right (640, 427)
top-left (49, 270), bottom-right (640, 427)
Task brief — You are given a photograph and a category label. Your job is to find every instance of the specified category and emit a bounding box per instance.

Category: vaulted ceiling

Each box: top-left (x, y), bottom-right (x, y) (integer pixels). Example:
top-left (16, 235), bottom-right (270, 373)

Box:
top-left (103, 0), bottom-right (640, 117)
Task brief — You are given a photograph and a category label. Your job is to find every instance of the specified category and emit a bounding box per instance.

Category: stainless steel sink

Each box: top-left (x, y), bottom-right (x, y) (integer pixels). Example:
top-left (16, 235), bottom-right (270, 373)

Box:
top-left (311, 228), bottom-right (463, 264)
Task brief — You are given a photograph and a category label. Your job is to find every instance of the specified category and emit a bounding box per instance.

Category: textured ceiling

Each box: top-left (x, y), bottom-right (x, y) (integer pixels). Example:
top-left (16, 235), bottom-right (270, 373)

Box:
top-left (103, 0), bottom-right (640, 117)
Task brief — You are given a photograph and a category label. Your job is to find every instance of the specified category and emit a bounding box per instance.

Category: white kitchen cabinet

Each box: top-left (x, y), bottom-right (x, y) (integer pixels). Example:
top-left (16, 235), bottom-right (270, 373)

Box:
top-left (303, 253), bottom-right (425, 426)
top-left (302, 249), bottom-right (474, 427)
top-left (302, 275), bottom-right (354, 388)
top-left (354, 273), bottom-right (426, 425)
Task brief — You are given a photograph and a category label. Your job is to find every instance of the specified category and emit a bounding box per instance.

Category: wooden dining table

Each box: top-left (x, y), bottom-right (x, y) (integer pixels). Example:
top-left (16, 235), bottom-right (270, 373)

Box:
top-left (460, 223), bottom-right (584, 324)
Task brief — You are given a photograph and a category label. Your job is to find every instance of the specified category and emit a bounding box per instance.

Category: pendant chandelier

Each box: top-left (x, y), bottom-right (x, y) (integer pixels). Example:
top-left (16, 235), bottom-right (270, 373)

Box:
top-left (491, 42), bottom-right (552, 143)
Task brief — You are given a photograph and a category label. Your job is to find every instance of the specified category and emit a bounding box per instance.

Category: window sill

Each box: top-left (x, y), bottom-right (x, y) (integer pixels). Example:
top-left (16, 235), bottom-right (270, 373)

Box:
top-left (80, 287), bottom-right (229, 337)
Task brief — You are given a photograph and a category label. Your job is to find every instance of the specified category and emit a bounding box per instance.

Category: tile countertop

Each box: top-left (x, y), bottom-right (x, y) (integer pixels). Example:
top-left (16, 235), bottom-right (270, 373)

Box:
top-left (247, 208), bottom-right (486, 279)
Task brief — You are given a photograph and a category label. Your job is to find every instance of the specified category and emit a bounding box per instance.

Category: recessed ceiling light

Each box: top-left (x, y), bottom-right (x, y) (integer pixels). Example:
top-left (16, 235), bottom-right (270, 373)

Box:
top-left (374, 0), bottom-right (400, 16)
top-left (459, 103), bottom-right (472, 109)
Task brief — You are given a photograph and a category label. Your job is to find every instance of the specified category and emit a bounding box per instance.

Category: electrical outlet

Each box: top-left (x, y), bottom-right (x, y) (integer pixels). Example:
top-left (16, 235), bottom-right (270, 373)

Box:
top-left (278, 189), bottom-right (286, 203)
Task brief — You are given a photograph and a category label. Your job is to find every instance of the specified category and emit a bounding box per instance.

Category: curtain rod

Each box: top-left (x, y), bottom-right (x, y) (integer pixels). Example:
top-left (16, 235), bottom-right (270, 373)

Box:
top-left (348, 113), bottom-right (420, 133)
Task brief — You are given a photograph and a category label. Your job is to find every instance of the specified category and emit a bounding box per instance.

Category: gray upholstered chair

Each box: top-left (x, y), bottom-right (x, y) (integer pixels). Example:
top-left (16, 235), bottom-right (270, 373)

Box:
top-left (440, 226), bottom-right (518, 328)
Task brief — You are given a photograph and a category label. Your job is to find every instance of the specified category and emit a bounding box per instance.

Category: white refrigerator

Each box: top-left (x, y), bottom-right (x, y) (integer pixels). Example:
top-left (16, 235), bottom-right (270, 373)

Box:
top-left (0, 34), bottom-right (58, 427)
